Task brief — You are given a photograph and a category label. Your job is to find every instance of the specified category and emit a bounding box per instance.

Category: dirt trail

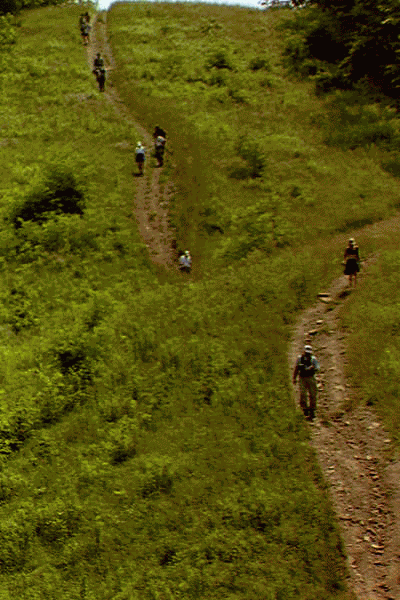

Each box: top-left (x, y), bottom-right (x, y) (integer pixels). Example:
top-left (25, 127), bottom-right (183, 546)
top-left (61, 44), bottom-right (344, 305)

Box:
top-left (86, 12), bottom-right (177, 270)
top-left (290, 215), bottom-right (400, 600)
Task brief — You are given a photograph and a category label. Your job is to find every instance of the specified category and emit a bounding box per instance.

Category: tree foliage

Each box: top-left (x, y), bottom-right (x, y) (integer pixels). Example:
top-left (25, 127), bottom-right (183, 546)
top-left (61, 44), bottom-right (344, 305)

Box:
top-left (284, 0), bottom-right (400, 98)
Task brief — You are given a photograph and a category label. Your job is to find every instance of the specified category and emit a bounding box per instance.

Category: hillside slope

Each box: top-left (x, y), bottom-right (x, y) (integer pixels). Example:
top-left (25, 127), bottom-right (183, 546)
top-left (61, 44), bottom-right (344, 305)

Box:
top-left (0, 2), bottom-right (399, 599)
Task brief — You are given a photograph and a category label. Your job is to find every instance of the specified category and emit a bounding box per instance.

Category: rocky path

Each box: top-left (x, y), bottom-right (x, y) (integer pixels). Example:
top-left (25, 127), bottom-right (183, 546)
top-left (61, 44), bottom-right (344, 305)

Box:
top-left (86, 12), bottom-right (177, 271)
top-left (289, 218), bottom-right (400, 600)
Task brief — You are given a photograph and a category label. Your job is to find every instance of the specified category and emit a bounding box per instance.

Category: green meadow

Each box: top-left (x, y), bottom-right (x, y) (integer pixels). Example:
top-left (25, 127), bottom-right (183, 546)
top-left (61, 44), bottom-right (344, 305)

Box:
top-left (0, 0), bottom-right (398, 598)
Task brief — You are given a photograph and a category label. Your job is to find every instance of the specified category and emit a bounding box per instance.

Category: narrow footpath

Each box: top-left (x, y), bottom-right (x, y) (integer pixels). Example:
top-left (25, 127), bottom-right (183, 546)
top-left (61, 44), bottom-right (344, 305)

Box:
top-left (86, 12), bottom-right (177, 271)
top-left (290, 216), bottom-right (400, 600)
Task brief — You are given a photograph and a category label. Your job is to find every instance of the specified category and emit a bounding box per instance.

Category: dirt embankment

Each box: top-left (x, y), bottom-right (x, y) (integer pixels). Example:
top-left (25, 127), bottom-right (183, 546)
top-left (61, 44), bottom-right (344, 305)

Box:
top-left (86, 12), bottom-right (177, 271)
top-left (290, 216), bottom-right (400, 600)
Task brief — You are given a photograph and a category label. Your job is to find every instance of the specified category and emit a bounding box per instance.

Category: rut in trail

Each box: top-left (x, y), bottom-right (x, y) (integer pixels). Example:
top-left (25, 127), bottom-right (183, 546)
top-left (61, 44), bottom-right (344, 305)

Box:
top-left (86, 12), bottom-right (177, 271)
top-left (289, 215), bottom-right (400, 600)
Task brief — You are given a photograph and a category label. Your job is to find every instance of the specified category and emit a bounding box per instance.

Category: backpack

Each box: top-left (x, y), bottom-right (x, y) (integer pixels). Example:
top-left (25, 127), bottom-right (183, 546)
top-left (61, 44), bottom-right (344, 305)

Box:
top-left (298, 355), bottom-right (315, 377)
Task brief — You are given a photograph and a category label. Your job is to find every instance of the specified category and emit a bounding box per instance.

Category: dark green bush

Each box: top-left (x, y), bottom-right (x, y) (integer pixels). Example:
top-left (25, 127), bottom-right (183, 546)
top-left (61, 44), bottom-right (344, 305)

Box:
top-left (205, 49), bottom-right (233, 71)
top-left (9, 165), bottom-right (85, 230)
top-left (249, 56), bottom-right (270, 71)
top-left (381, 156), bottom-right (400, 178)
top-left (7, 286), bottom-right (38, 333)
top-left (326, 121), bottom-right (396, 150)
top-left (236, 135), bottom-right (266, 178)
top-left (35, 500), bottom-right (81, 547)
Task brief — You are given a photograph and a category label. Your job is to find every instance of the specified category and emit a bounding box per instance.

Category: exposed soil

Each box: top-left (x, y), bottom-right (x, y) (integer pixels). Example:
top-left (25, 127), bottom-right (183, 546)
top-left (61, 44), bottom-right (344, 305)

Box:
top-left (84, 12), bottom-right (400, 599)
top-left (290, 216), bottom-right (400, 600)
top-left (86, 13), bottom-right (177, 271)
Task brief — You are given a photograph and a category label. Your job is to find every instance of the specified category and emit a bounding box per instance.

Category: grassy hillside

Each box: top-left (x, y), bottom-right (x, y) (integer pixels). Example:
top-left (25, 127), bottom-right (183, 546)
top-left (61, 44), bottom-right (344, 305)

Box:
top-left (3, 1), bottom-right (400, 598)
top-left (108, 1), bottom-right (399, 271)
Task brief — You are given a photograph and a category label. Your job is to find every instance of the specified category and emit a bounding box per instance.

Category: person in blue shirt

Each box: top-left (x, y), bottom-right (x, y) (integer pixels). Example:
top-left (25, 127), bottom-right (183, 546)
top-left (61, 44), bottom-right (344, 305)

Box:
top-left (293, 345), bottom-right (320, 421)
top-left (135, 142), bottom-right (145, 175)
top-left (178, 250), bottom-right (192, 273)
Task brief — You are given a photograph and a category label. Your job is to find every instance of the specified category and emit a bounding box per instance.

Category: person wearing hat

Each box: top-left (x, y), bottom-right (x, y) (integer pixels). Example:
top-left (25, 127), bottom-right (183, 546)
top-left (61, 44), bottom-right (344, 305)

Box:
top-left (135, 142), bottom-right (145, 175)
top-left (293, 345), bottom-right (320, 421)
top-left (178, 250), bottom-right (192, 274)
top-left (344, 238), bottom-right (360, 287)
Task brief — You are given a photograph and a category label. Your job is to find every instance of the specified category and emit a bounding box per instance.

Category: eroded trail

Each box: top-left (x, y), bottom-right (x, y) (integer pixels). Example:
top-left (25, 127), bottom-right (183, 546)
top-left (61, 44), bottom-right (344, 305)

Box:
top-left (86, 13), bottom-right (176, 270)
top-left (290, 216), bottom-right (400, 600)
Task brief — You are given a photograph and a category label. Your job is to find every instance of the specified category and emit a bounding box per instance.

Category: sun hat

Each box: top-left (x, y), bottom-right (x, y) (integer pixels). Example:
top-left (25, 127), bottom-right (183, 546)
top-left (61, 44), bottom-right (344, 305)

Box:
top-left (304, 345), bottom-right (313, 353)
top-left (349, 238), bottom-right (355, 244)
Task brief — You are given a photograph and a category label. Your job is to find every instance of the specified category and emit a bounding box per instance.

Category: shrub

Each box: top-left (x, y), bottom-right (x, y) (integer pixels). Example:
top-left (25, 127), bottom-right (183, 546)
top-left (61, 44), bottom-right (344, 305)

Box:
top-left (0, 519), bottom-right (31, 572)
top-left (136, 455), bottom-right (176, 498)
top-left (236, 134), bottom-right (266, 178)
top-left (249, 56), bottom-right (270, 71)
top-left (381, 156), bottom-right (400, 178)
top-left (9, 165), bottom-right (85, 230)
top-left (205, 48), bottom-right (233, 71)
top-left (35, 500), bottom-right (81, 547)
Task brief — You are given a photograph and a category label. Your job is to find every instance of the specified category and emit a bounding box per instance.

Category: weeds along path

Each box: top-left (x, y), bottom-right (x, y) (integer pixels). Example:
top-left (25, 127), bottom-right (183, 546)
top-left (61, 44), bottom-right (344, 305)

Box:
top-left (289, 214), bottom-right (400, 600)
top-left (87, 13), bottom-right (176, 270)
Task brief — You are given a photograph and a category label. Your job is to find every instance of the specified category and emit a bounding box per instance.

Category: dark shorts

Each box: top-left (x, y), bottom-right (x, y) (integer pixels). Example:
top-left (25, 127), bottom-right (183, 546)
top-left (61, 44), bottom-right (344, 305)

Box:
top-left (344, 258), bottom-right (360, 275)
top-left (135, 155), bottom-right (145, 163)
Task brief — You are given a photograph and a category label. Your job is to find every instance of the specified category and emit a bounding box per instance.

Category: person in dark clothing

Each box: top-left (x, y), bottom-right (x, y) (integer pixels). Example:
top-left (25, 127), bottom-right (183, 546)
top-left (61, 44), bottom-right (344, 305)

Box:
top-left (81, 22), bottom-right (90, 45)
top-left (154, 135), bottom-right (166, 167)
top-left (93, 53), bottom-right (104, 69)
top-left (95, 67), bottom-right (106, 92)
top-left (343, 237), bottom-right (360, 287)
top-left (153, 125), bottom-right (166, 140)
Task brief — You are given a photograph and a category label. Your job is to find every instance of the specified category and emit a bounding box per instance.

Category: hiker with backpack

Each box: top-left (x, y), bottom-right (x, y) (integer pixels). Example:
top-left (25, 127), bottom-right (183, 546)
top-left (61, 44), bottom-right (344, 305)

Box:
top-left (154, 134), bottom-right (166, 167)
top-left (93, 54), bottom-right (106, 91)
top-left (178, 250), bottom-right (192, 274)
top-left (135, 142), bottom-right (146, 176)
top-left (153, 125), bottom-right (166, 140)
top-left (94, 67), bottom-right (106, 92)
top-left (293, 345), bottom-right (320, 421)
top-left (81, 22), bottom-right (90, 45)
top-left (93, 53), bottom-right (104, 69)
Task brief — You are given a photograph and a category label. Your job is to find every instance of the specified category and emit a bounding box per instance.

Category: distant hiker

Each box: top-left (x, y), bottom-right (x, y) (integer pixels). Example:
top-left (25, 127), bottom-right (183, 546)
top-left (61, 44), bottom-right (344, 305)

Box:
top-left (84, 11), bottom-right (90, 24)
top-left (153, 125), bottom-right (166, 140)
top-left (94, 67), bottom-right (106, 92)
top-left (155, 135), bottom-right (166, 167)
top-left (343, 237), bottom-right (360, 288)
top-left (293, 345), bottom-right (320, 421)
top-left (135, 142), bottom-right (146, 175)
top-left (81, 22), bottom-right (90, 45)
top-left (93, 53), bottom-right (104, 69)
top-left (178, 250), bottom-right (192, 274)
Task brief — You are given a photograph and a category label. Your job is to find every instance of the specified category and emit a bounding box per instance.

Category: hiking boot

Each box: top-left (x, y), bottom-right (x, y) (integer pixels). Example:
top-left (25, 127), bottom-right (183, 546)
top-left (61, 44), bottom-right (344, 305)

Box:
top-left (303, 407), bottom-right (309, 418)
top-left (308, 410), bottom-right (315, 421)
